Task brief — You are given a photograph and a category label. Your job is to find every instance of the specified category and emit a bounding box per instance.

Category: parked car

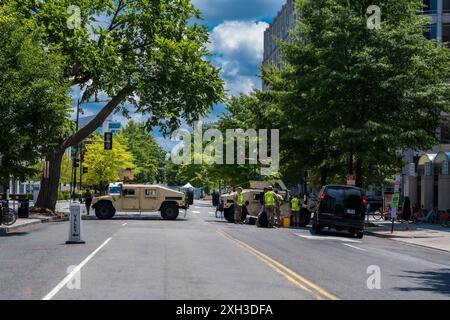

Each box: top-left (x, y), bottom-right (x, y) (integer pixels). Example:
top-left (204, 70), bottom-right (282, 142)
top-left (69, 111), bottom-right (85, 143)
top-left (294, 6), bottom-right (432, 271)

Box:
top-left (311, 185), bottom-right (366, 239)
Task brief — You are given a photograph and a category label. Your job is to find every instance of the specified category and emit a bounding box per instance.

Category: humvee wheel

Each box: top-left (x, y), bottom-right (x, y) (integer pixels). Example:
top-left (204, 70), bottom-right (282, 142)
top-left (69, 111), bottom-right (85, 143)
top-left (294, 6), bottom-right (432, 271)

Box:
top-left (223, 205), bottom-right (247, 223)
top-left (224, 206), bottom-right (234, 223)
top-left (95, 202), bottom-right (116, 220)
top-left (161, 203), bottom-right (179, 220)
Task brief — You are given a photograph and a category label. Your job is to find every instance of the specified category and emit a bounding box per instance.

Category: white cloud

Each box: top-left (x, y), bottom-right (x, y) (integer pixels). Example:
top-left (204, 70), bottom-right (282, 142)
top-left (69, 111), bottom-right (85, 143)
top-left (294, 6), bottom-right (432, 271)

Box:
top-left (208, 20), bottom-right (269, 96)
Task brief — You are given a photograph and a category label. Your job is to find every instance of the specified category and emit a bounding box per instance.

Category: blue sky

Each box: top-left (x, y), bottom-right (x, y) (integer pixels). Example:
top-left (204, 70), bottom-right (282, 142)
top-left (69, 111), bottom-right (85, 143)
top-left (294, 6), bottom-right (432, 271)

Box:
top-left (73, 0), bottom-right (286, 149)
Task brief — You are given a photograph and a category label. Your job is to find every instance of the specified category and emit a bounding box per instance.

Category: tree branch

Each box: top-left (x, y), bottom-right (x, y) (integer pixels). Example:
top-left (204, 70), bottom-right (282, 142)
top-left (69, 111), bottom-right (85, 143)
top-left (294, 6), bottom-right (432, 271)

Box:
top-left (64, 84), bottom-right (135, 148)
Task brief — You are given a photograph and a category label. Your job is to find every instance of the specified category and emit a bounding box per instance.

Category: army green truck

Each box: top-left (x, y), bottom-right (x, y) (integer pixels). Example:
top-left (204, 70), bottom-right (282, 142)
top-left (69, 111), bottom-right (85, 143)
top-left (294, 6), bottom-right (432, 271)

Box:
top-left (91, 184), bottom-right (186, 220)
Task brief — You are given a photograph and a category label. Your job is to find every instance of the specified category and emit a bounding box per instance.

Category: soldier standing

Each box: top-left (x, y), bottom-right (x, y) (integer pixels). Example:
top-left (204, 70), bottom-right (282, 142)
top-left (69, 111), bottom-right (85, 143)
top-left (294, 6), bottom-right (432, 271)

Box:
top-left (264, 186), bottom-right (277, 228)
top-left (234, 187), bottom-right (244, 224)
top-left (290, 194), bottom-right (300, 227)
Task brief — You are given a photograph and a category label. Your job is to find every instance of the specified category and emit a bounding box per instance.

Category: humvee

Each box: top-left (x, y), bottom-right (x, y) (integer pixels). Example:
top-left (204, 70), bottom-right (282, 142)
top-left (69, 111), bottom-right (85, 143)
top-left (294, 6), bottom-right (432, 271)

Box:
top-left (91, 184), bottom-right (186, 220)
top-left (220, 181), bottom-right (288, 222)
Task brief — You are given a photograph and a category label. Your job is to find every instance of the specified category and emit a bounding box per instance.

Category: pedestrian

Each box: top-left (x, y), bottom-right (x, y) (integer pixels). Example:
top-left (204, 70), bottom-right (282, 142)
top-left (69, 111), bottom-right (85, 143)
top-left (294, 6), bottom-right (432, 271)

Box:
top-left (264, 186), bottom-right (277, 228)
top-left (84, 189), bottom-right (93, 216)
top-left (234, 187), bottom-right (244, 224)
top-left (290, 194), bottom-right (300, 227)
top-left (401, 197), bottom-right (412, 231)
top-left (275, 191), bottom-right (283, 227)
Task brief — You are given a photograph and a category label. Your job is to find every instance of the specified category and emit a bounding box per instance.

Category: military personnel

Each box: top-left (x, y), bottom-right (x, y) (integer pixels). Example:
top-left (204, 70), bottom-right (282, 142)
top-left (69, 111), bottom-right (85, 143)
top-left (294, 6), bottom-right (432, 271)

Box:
top-left (234, 187), bottom-right (244, 224)
top-left (274, 190), bottom-right (283, 227)
top-left (290, 194), bottom-right (300, 227)
top-left (264, 186), bottom-right (278, 227)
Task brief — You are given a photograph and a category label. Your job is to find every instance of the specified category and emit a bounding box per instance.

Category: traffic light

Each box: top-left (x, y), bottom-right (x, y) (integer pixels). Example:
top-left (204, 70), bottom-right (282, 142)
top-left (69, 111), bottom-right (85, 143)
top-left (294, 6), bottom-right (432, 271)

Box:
top-left (82, 167), bottom-right (88, 174)
top-left (73, 158), bottom-right (80, 168)
top-left (104, 132), bottom-right (113, 150)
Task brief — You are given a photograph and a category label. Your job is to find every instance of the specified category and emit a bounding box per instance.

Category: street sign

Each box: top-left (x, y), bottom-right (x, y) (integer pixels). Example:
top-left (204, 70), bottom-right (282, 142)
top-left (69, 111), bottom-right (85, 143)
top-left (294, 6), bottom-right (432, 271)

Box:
top-left (104, 132), bottom-right (113, 150)
top-left (66, 201), bottom-right (85, 244)
top-left (346, 175), bottom-right (356, 186)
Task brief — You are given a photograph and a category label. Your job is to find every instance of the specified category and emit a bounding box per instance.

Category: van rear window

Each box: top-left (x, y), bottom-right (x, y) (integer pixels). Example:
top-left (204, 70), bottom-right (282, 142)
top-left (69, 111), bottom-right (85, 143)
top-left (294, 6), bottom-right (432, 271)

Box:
top-left (322, 187), bottom-right (363, 214)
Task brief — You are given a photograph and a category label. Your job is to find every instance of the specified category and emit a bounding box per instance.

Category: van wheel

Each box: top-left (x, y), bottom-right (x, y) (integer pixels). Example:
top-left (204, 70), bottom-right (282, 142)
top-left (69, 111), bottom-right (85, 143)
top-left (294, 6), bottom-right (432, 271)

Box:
top-left (161, 203), bottom-right (179, 220)
top-left (356, 231), bottom-right (364, 239)
top-left (95, 202), bottom-right (116, 220)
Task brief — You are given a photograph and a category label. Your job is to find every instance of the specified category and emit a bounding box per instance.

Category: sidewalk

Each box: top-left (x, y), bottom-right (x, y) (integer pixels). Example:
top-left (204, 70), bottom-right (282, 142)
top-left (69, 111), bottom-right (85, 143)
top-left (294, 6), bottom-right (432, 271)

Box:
top-left (1, 201), bottom-right (70, 235)
top-left (366, 221), bottom-right (450, 253)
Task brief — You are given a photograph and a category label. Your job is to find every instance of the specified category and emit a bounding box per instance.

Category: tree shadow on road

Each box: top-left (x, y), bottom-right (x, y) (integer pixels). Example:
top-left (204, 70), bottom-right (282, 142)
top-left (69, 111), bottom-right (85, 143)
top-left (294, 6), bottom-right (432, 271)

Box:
top-left (394, 269), bottom-right (450, 295)
top-left (82, 214), bottom-right (188, 222)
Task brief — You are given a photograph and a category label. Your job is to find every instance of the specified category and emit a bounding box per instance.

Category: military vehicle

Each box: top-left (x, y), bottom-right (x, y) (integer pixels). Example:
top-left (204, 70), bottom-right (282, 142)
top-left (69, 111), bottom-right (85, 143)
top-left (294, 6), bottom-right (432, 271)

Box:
top-left (218, 181), bottom-right (281, 221)
top-left (92, 184), bottom-right (186, 220)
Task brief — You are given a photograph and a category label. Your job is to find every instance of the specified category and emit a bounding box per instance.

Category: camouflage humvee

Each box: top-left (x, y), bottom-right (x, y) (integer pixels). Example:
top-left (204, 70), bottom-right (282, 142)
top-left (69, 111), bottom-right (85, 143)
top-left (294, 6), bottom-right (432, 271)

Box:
top-left (91, 184), bottom-right (186, 220)
top-left (219, 181), bottom-right (292, 223)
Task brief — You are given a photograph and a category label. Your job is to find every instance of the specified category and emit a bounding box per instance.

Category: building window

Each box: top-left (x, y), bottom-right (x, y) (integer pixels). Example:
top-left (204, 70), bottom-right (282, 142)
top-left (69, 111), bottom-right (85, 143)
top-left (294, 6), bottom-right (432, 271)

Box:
top-left (423, 0), bottom-right (438, 13)
top-left (441, 122), bottom-right (450, 144)
top-left (443, 24), bottom-right (450, 46)
top-left (444, 0), bottom-right (450, 13)
top-left (425, 23), bottom-right (437, 40)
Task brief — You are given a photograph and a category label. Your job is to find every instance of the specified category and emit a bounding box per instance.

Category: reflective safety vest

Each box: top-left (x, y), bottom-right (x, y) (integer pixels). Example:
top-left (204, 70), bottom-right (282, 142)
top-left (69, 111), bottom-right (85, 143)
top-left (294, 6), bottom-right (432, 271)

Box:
top-left (236, 193), bottom-right (244, 206)
top-left (264, 191), bottom-right (276, 207)
top-left (291, 198), bottom-right (300, 212)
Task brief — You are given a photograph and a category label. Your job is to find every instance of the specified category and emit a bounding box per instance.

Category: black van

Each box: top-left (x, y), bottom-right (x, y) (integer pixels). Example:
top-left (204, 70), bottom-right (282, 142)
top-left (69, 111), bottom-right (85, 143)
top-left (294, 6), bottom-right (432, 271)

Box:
top-left (311, 185), bottom-right (366, 239)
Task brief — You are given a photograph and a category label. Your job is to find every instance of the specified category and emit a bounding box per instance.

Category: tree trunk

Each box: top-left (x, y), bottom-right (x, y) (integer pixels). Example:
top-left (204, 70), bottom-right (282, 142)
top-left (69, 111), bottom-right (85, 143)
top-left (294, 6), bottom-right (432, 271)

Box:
top-left (355, 159), bottom-right (363, 188)
top-left (320, 167), bottom-right (328, 188)
top-left (35, 148), bottom-right (65, 212)
top-left (35, 85), bottom-right (134, 211)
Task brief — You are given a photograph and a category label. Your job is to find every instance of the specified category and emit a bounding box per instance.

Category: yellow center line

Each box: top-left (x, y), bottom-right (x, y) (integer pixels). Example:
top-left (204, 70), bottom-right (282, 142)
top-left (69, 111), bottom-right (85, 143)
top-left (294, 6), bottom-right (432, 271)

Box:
top-left (217, 229), bottom-right (339, 301)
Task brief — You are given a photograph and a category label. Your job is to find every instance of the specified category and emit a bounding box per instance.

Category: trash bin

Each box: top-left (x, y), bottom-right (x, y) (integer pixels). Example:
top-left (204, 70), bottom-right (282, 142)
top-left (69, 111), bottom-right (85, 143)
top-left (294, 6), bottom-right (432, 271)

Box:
top-left (18, 199), bottom-right (29, 219)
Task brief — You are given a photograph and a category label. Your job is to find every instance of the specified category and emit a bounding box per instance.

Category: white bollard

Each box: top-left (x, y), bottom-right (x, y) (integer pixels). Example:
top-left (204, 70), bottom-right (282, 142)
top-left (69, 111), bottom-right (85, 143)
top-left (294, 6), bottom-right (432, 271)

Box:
top-left (66, 201), bottom-right (85, 244)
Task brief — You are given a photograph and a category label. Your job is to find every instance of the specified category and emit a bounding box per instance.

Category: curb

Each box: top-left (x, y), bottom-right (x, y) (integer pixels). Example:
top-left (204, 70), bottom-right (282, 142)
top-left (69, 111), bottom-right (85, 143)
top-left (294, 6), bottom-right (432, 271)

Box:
top-left (0, 220), bottom-right (42, 235)
top-left (365, 230), bottom-right (450, 253)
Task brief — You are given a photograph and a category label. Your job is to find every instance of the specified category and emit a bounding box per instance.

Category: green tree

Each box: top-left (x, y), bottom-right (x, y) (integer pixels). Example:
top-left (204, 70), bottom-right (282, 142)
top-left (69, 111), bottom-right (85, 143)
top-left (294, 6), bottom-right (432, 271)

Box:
top-left (83, 134), bottom-right (135, 192)
top-left (265, 0), bottom-right (450, 187)
top-left (7, 0), bottom-right (224, 210)
top-left (0, 6), bottom-right (70, 189)
top-left (121, 121), bottom-right (165, 183)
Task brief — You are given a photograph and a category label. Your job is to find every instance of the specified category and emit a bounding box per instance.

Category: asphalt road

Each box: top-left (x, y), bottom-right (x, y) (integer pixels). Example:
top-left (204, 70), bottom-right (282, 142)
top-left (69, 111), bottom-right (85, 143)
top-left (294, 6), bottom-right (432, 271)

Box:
top-left (0, 200), bottom-right (449, 300)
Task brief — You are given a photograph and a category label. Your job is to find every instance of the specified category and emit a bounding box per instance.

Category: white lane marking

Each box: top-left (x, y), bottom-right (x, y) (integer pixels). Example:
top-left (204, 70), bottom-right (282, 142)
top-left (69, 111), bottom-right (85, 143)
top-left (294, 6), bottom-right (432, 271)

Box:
top-left (209, 211), bottom-right (216, 215)
top-left (122, 223), bottom-right (127, 226)
top-left (192, 211), bottom-right (201, 214)
top-left (342, 243), bottom-right (366, 251)
top-left (42, 237), bottom-right (112, 300)
top-left (296, 234), bottom-right (361, 243)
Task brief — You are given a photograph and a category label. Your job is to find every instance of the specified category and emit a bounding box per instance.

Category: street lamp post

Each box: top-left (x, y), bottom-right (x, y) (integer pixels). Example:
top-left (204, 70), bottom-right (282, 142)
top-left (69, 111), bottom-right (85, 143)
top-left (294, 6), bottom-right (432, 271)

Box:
top-left (71, 99), bottom-right (81, 201)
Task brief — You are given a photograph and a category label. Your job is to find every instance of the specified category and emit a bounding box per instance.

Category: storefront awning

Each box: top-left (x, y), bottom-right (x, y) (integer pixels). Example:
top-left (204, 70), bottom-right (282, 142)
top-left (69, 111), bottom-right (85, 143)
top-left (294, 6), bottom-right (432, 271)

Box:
top-left (418, 153), bottom-right (437, 165)
top-left (434, 152), bottom-right (450, 164)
